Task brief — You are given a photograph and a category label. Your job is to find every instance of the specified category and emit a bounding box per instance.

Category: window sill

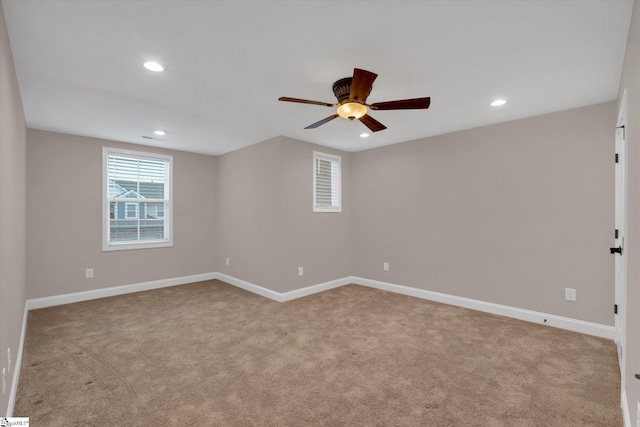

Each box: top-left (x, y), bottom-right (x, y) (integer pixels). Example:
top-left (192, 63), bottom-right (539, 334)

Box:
top-left (102, 240), bottom-right (173, 252)
top-left (313, 208), bottom-right (342, 213)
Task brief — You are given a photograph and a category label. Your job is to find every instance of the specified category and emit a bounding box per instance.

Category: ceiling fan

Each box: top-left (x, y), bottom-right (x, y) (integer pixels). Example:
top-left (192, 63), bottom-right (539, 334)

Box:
top-left (278, 68), bottom-right (431, 132)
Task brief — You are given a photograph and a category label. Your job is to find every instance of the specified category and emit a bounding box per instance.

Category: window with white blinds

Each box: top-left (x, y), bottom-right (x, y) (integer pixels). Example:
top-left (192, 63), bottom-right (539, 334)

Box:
top-left (102, 147), bottom-right (173, 251)
top-left (313, 151), bottom-right (341, 212)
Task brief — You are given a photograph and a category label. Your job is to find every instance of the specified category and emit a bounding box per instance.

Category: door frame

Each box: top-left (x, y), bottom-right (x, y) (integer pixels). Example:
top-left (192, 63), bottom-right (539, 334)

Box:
top-left (614, 88), bottom-right (628, 384)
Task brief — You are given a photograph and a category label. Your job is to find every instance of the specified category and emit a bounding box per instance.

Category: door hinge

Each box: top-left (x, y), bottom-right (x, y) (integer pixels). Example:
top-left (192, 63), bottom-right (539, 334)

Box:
top-left (615, 153), bottom-right (619, 163)
top-left (614, 304), bottom-right (618, 314)
top-left (617, 125), bottom-right (626, 140)
top-left (615, 229), bottom-right (619, 239)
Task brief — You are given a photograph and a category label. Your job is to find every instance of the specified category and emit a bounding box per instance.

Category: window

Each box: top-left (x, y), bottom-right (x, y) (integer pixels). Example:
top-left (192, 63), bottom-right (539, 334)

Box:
top-left (313, 151), bottom-right (341, 212)
top-left (125, 203), bottom-right (138, 219)
top-left (103, 147), bottom-right (173, 251)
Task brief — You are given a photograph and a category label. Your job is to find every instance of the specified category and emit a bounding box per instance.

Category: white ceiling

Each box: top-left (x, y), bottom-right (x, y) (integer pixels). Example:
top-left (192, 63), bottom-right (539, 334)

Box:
top-left (2, 0), bottom-right (634, 156)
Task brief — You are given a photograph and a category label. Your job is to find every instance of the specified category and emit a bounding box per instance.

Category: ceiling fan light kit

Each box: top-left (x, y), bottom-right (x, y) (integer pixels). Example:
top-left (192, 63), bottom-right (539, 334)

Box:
top-left (279, 68), bottom-right (431, 133)
top-left (337, 102), bottom-right (367, 120)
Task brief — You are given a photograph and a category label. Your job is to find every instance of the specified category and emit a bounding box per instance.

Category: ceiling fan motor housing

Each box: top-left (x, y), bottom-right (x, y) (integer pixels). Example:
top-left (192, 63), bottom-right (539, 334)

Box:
top-left (332, 77), bottom-right (372, 105)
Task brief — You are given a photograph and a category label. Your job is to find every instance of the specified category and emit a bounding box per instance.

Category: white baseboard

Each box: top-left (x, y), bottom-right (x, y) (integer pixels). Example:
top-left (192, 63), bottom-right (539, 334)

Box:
top-left (214, 273), bottom-right (282, 302)
top-left (26, 272), bottom-right (218, 310)
top-left (280, 276), bottom-right (353, 302)
top-left (23, 272), bottom-right (615, 339)
top-left (23, 272), bottom-right (616, 339)
top-left (213, 273), bottom-right (352, 303)
top-left (6, 300), bottom-right (28, 417)
top-left (622, 389), bottom-right (632, 427)
top-left (211, 273), bottom-right (613, 340)
top-left (350, 277), bottom-right (615, 340)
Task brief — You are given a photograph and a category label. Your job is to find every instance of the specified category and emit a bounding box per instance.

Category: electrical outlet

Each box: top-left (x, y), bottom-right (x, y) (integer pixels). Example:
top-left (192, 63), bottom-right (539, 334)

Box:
top-left (383, 262), bottom-right (389, 271)
top-left (226, 257), bottom-right (230, 266)
top-left (2, 367), bottom-right (5, 394)
top-left (565, 288), bottom-right (576, 302)
top-left (7, 348), bottom-right (11, 373)
top-left (298, 267), bottom-right (304, 276)
top-left (85, 268), bottom-right (94, 278)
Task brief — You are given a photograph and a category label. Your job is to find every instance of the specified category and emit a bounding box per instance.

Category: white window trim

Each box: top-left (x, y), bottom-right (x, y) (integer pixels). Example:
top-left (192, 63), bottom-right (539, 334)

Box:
top-left (313, 151), bottom-right (342, 213)
top-left (102, 147), bottom-right (174, 251)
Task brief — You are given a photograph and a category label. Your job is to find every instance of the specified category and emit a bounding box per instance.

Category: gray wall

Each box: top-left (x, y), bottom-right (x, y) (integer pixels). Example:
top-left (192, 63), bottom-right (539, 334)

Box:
top-left (216, 137), bottom-right (283, 288)
top-left (0, 2), bottom-right (27, 414)
top-left (619, 0), bottom-right (640, 421)
top-left (26, 130), bottom-right (217, 299)
top-left (352, 102), bottom-right (615, 326)
top-left (279, 137), bottom-right (351, 290)
top-left (217, 136), bottom-right (351, 292)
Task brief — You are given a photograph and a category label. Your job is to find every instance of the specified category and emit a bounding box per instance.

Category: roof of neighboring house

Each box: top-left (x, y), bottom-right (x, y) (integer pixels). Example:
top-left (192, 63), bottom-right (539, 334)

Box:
top-left (108, 180), bottom-right (164, 199)
top-left (108, 180), bottom-right (129, 198)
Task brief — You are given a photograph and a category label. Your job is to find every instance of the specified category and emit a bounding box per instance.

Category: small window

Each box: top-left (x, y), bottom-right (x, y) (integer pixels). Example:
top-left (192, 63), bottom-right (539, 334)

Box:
top-left (125, 203), bottom-right (138, 219)
top-left (103, 147), bottom-right (173, 251)
top-left (313, 151), bottom-right (341, 212)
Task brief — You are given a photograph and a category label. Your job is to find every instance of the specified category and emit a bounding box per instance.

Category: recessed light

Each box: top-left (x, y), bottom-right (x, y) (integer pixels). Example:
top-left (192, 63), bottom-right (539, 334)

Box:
top-left (144, 61), bottom-right (164, 72)
top-left (360, 133), bottom-right (370, 138)
top-left (491, 99), bottom-right (507, 107)
top-left (153, 130), bottom-right (166, 136)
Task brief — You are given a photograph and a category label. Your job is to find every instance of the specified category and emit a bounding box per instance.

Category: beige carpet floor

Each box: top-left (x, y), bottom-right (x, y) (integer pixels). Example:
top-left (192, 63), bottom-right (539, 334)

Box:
top-left (15, 280), bottom-right (621, 426)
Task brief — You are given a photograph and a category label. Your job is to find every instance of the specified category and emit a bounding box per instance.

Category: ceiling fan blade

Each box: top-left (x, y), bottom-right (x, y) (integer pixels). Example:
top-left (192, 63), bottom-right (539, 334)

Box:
top-left (279, 97), bottom-right (335, 107)
top-left (359, 114), bottom-right (387, 132)
top-left (350, 68), bottom-right (378, 103)
top-left (305, 114), bottom-right (340, 129)
top-left (369, 97), bottom-right (431, 110)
